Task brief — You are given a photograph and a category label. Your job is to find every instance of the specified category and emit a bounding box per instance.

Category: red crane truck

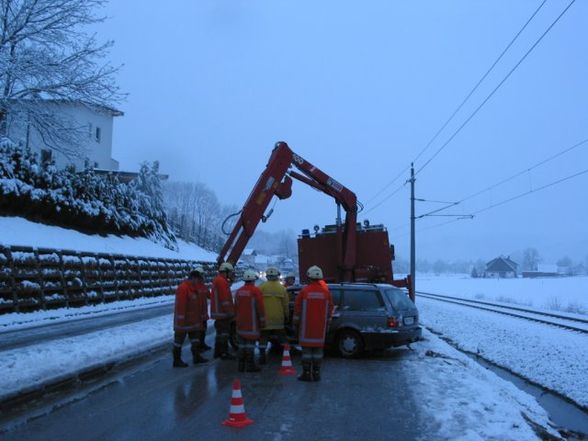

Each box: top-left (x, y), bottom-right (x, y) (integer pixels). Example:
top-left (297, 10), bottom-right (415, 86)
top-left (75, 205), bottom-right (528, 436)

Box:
top-left (217, 141), bottom-right (413, 300)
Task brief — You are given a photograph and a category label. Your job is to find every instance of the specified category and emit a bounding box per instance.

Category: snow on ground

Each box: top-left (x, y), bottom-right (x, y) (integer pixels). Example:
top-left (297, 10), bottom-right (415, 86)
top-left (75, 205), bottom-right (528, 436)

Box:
top-left (0, 295), bottom-right (173, 331)
top-left (411, 329), bottom-right (560, 441)
top-left (417, 273), bottom-right (588, 315)
top-left (0, 216), bottom-right (217, 261)
top-left (0, 314), bottom-right (173, 401)
top-left (418, 297), bottom-right (588, 408)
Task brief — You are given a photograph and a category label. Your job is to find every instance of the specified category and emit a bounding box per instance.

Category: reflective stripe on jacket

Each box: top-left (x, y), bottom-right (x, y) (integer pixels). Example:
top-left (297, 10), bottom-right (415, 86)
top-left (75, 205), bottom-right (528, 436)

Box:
top-left (235, 283), bottom-right (266, 340)
top-left (174, 280), bottom-right (209, 331)
top-left (293, 281), bottom-right (333, 348)
top-left (211, 274), bottom-right (234, 319)
top-left (259, 280), bottom-right (289, 330)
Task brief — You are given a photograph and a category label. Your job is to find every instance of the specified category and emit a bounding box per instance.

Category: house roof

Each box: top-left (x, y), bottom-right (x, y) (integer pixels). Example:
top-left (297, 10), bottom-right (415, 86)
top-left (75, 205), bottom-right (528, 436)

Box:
top-left (486, 256), bottom-right (518, 273)
top-left (10, 98), bottom-right (124, 117)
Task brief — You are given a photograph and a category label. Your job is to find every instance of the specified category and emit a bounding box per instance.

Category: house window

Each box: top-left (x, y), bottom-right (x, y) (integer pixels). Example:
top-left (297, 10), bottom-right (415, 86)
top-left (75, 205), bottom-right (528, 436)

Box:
top-left (41, 149), bottom-right (53, 164)
top-left (95, 126), bottom-right (101, 143)
top-left (88, 123), bottom-right (93, 138)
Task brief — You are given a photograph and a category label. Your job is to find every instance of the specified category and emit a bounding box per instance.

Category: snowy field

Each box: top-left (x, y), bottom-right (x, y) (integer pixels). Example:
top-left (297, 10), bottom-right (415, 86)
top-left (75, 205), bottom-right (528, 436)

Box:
top-left (411, 330), bottom-right (559, 440)
top-left (418, 297), bottom-right (588, 409)
top-left (0, 216), bottom-right (217, 261)
top-left (417, 273), bottom-right (588, 315)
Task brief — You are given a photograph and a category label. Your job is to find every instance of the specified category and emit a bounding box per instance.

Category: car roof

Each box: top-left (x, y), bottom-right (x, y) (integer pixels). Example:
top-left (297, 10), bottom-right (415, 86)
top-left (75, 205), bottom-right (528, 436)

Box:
top-left (287, 282), bottom-right (399, 291)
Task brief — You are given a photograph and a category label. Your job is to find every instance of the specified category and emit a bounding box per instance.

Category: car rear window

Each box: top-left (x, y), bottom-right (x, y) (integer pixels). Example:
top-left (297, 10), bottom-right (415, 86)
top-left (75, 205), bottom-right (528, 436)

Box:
top-left (384, 288), bottom-right (414, 311)
top-left (341, 289), bottom-right (384, 311)
top-left (330, 289), bottom-right (342, 306)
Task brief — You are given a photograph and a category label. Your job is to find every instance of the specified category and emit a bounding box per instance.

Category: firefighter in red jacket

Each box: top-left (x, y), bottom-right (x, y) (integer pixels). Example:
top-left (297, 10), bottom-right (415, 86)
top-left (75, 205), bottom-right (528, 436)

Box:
top-left (293, 265), bottom-right (333, 382)
top-left (235, 269), bottom-right (266, 372)
top-left (211, 262), bottom-right (236, 360)
top-left (173, 266), bottom-right (210, 367)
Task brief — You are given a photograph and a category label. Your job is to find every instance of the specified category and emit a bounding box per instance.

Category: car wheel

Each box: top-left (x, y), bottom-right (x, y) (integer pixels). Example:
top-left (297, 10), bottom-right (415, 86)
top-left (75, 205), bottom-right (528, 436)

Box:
top-left (337, 329), bottom-right (364, 358)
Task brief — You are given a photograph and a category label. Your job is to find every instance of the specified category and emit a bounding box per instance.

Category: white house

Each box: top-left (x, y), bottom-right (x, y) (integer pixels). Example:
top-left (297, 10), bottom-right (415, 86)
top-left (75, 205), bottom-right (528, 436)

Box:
top-left (6, 100), bottom-right (123, 171)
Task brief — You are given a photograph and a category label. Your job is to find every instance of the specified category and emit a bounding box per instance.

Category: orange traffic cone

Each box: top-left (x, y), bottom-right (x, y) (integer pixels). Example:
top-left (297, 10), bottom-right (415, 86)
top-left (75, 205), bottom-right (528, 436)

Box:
top-left (222, 379), bottom-right (254, 428)
top-left (278, 344), bottom-right (297, 376)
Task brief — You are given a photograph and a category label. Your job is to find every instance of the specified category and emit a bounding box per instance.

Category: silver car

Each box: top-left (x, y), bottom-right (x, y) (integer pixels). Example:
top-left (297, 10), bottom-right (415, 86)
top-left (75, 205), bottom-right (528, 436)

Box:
top-left (287, 283), bottom-right (422, 358)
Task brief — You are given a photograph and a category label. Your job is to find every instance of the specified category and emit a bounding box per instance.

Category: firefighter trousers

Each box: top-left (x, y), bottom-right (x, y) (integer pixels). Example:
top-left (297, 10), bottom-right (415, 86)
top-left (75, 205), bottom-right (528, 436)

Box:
top-left (214, 319), bottom-right (232, 355)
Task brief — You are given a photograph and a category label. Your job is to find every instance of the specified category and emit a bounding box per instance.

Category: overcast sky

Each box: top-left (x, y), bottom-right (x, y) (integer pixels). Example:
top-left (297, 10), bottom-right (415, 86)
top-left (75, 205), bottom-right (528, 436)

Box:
top-left (100, 0), bottom-right (587, 262)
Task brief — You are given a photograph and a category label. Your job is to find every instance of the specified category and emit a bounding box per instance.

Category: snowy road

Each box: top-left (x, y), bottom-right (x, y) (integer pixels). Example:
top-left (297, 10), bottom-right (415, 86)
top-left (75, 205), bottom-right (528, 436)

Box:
top-left (0, 303), bottom-right (172, 351)
top-left (0, 330), bottom-right (558, 441)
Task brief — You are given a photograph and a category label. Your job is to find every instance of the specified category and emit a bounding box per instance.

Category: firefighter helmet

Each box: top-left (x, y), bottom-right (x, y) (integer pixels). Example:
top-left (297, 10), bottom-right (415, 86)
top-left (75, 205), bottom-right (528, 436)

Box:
top-left (306, 265), bottom-right (323, 280)
top-left (243, 269), bottom-right (258, 282)
top-left (266, 266), bottom-right (280, 278)
top-left (219, 262), bottom-right (234, 273)
top-left (189, 266), bottom-right (205, 278)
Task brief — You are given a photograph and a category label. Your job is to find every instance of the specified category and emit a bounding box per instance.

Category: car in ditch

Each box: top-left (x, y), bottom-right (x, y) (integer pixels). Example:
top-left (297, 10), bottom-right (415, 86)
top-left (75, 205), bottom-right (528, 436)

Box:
top-left (286, 283), bottom-right (422, 358)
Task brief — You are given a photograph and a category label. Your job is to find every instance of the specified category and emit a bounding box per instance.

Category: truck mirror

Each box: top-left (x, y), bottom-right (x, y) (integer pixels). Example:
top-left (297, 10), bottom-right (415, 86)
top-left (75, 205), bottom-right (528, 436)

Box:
top-left (390, 245), bottom-right (395, 261)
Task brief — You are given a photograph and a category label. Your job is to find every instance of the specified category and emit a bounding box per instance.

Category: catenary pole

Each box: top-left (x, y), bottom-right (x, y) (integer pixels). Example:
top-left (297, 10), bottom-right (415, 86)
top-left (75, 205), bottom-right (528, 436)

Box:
top-left (410, 163), bottom-right (416, 302)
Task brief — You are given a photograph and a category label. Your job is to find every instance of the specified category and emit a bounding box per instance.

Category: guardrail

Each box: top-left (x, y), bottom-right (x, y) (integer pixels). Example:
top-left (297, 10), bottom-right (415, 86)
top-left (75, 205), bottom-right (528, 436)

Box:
top-left (0, 245), bottom-right (222, 314)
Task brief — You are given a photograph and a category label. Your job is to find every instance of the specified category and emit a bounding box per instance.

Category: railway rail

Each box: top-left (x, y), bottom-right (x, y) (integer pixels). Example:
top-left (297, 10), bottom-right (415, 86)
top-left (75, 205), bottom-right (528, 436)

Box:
top-left (416, 291), bottom-right (588, 334)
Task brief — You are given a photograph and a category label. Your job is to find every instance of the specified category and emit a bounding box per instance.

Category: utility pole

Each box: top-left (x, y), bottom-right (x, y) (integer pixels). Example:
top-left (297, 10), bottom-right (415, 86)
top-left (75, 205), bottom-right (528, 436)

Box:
top-left (409, 163), bottom-right (416, 302)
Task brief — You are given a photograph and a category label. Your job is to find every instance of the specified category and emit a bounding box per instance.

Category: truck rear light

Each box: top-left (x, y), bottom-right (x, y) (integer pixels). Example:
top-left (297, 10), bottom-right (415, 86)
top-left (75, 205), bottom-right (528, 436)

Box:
top-left (387, 317), bottom-right (398, 328)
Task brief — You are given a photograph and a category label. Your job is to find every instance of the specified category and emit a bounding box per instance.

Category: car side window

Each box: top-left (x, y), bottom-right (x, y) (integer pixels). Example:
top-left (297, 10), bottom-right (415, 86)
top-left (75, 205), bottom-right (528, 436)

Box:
top-left (341, 289), bottom-right (384, 311)
top-left (330, 289), bottom-right (342, 306)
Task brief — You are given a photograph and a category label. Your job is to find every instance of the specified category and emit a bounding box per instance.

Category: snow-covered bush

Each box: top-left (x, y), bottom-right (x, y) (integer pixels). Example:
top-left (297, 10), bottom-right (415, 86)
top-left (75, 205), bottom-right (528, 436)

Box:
top-left (0, 144), bottom-right (176, 248)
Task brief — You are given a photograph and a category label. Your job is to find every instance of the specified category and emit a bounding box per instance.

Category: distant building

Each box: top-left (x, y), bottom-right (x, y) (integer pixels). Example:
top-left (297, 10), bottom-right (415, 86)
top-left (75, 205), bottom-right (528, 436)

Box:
top-left (484, 256), bottom-right (518, 278)
top-left (522, 263), bottom-right (562, 278)
top-left (6, 100), bottom-right (123, 171)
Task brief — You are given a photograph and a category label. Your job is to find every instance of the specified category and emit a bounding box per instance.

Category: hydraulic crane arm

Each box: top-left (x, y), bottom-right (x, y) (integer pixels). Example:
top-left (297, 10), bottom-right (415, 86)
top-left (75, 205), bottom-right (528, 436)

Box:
top-left (217, 141), bottom-right (357, 281)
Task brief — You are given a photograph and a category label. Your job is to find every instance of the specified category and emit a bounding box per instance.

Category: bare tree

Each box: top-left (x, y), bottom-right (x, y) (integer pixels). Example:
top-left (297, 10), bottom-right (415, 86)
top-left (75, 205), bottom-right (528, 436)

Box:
top-left (522, 247), bottom-right (541, 271)
top-left (0, 0), bottom-right (123, 157)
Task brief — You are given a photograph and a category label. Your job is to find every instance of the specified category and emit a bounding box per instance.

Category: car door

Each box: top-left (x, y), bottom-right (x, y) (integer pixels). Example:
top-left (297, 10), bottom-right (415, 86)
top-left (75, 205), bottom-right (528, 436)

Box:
top-left (339, 288), bottom-right (388, 332)
top-left (325, 288), bottom-right (343, 341)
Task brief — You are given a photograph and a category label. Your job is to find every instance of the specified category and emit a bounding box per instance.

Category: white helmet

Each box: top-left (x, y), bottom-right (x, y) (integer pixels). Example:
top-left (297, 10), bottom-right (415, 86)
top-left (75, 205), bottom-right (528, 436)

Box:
top-left (219, 262), bottom-right (234, 273)
top-left (243, 269), bottom-right (258, 282)
top-left (306, 265), bottom-right (323, 280)
top-left (266, 266), bottom-right (280, 278)
top-left (190, 266), bottom-right (205, 277)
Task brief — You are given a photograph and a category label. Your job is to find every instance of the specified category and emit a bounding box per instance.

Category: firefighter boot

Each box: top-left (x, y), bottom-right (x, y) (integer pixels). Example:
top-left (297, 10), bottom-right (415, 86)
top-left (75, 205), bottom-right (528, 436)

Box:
top-left (312, 361), bottom-right (321, 382)
top-left (200, 329), bottom-right (211, 352)
top-left (246, 350), bottom-right (261, 373)
top-left (191, 343), bottom-right (208, 364)
top-left (173, 347), bottom-right (188, 368)
top-left (297, 361), bottom-right (312, 382)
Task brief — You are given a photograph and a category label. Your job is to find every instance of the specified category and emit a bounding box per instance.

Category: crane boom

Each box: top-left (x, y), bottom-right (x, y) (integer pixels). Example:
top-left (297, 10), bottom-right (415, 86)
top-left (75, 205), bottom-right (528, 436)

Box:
top-left (217, 141), bottom-right (357, 280)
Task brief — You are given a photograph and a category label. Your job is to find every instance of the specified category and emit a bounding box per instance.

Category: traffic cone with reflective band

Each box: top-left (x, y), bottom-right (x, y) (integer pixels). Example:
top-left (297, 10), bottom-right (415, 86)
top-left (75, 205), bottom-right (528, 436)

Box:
top-left (222, 379), bottom-right (254, 428)
top-left (278, 344), bottom-right (297, 376)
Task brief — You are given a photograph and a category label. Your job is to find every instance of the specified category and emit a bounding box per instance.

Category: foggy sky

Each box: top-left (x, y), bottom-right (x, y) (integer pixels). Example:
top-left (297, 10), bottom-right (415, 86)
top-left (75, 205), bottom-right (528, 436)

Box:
top-left (99, 1), bottom-right (587, 262)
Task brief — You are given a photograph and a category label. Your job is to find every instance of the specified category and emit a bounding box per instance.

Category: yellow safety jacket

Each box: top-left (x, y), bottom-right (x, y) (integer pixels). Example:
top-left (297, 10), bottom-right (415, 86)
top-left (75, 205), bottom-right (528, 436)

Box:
top-left (259, 280), bottom-right (289, 330)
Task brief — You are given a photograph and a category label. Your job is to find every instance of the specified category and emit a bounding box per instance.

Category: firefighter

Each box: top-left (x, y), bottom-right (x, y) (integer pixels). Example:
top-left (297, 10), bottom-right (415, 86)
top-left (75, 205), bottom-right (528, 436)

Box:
top-left (293, 265), bottom-right (333, 382)
top-left (235, 269), bottom-right (266, 372)
top-left (173, 266), bottom-right (209, 367)
top-left (258, 266), bottom-right (289, 364)
top-left (283, 272), bottom-right (296, 288)
top-left (211, 262), bottom-right (236, 360)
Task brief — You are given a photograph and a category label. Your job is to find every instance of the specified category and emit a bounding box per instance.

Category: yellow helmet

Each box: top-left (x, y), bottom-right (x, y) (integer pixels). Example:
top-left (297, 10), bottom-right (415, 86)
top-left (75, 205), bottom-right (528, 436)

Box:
top-left (306, 265), bottom-right (323, 280)
top-left (219, 262), bottom-right (234, 273)
top-left (243, 269), bottom-right (258, 282)
top-left (266, 266), bottom-right (280, 278)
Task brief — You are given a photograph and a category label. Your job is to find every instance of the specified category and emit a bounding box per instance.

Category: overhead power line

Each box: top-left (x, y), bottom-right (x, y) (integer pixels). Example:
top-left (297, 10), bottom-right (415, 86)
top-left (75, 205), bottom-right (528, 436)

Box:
top-left (415, 0), bottom-right (577, 176)
top-left (364, 164), bottom-right (410, 206)
top-left (412, 0), bottom-right (548, 165)
top-left (363, 183), bottom-right (406, 215)
top-left (417, 137), bottom-right (588, 219)
top-left (417, 166), bottom-right (588, 233)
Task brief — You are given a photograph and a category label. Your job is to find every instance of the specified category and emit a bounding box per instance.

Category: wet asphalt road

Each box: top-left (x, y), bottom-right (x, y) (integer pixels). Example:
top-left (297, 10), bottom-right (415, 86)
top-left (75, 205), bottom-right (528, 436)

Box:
top-left (0, 303), bottom-right (173, 351)
top-left (0, 339), bottom-right (431, 441)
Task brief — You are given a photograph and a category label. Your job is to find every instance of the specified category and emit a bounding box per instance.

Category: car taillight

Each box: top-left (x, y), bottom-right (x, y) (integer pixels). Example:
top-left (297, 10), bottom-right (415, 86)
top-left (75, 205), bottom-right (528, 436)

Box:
top-left (387, 317), bottom-right (398, 328)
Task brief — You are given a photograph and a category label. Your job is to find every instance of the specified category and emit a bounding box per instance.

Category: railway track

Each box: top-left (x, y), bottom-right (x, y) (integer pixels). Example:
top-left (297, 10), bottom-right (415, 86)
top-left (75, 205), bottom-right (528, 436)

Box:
top-left (416, 291), bottom-right (588, 334)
